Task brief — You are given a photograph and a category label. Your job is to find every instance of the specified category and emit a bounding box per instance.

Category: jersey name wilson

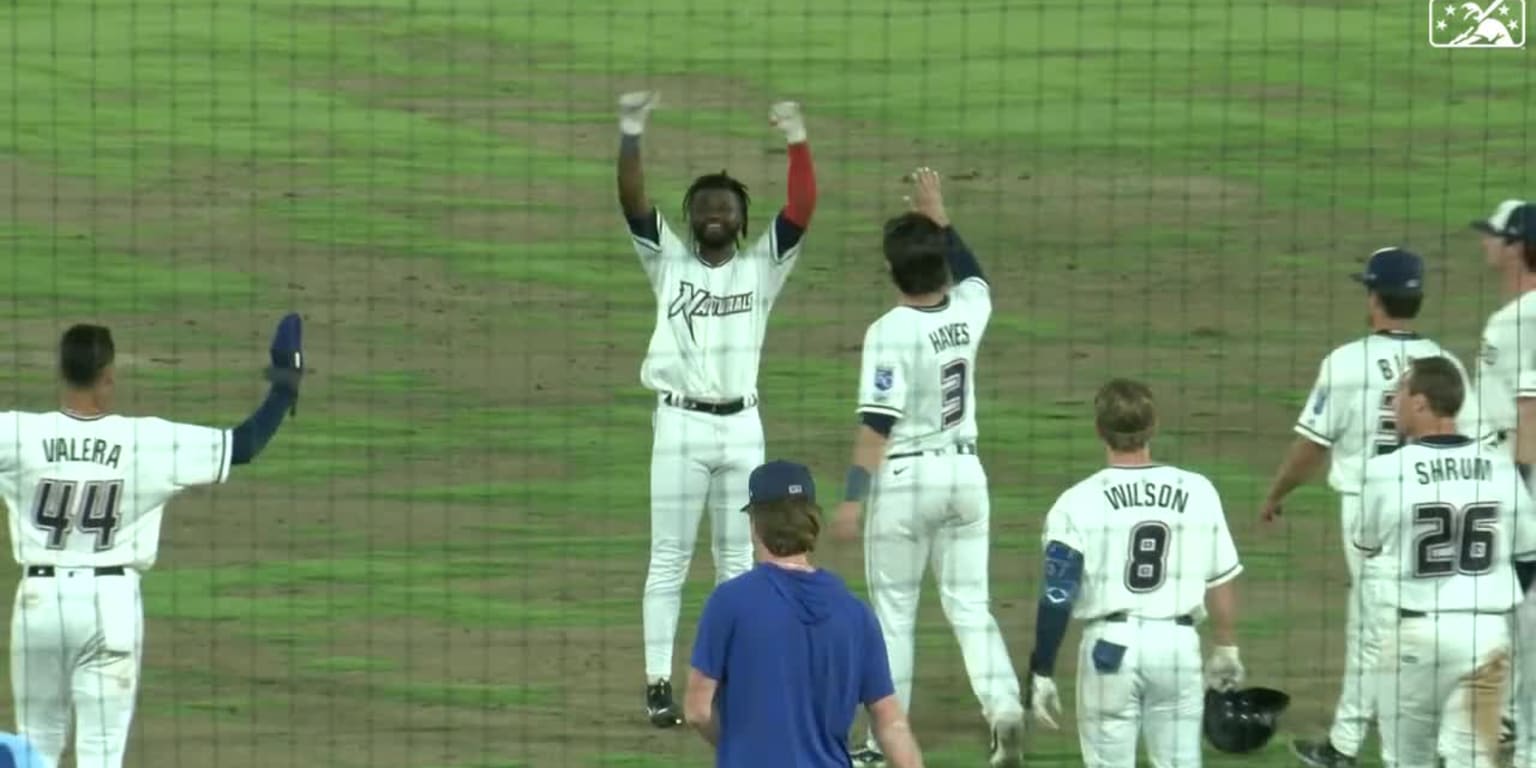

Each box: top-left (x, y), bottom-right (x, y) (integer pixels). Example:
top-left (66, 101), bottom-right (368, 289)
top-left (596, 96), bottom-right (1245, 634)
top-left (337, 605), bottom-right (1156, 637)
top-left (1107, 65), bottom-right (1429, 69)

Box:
top-left (1103, 481), bottom-right (1189, 513)
top-left (1413, 456), bottom-right (1493, 485)
top-left (41, 437), bottom-right (123, 468)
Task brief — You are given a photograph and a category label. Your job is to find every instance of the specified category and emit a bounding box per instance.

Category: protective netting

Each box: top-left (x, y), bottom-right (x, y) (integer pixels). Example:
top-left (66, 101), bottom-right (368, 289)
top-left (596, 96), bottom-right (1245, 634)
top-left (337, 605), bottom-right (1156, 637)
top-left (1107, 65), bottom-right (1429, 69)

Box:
top-left (1, 0), bottom-right (1533, 766)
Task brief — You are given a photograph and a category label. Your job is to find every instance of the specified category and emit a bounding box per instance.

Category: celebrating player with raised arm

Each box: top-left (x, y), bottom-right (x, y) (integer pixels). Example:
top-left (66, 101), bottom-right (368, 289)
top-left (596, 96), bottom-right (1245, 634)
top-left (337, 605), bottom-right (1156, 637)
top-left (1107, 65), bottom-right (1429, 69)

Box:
top-left (1256, 248), bottom-right (1470, 768)
top-left (833, 168), bottom-right (1026, 768)
top-left (1355, 357), bottom-right (1536, 768)
top-left (1027, 379), bottom-right (1244, 768)
top-left (615, 91), bottom-right (818, 727)
top-left (2, 317), bottom-right (305, 768)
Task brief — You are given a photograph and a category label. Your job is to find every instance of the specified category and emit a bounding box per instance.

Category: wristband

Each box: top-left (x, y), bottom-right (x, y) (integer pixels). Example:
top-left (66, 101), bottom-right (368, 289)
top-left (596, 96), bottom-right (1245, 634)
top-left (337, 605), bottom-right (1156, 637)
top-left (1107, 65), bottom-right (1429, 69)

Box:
top-left (843, 466), bottom-right (871, 502)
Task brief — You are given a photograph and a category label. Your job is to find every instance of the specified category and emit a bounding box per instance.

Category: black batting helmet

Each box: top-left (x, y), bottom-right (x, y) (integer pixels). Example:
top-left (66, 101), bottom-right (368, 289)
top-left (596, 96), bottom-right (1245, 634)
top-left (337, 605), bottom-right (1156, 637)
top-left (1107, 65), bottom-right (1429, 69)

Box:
top-left (1203, 687), bottom-right (1290, 754)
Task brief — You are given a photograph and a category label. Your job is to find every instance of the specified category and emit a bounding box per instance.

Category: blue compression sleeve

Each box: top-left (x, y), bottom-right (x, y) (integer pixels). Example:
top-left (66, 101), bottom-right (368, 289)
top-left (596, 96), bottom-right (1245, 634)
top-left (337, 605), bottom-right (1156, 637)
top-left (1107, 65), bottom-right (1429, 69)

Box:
top-left (231, 385), bottom-right (297, 465)
top-left (1029, 541), bottom-right (1083, 676)
top-left (944, 227), bottom-right (985, 284)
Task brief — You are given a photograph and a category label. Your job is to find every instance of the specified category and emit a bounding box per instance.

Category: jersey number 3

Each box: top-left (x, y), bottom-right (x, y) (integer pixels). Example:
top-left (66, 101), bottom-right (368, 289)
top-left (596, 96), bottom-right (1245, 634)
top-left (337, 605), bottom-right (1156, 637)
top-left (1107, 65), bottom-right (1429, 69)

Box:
top-left (1125, 521), bottom-right (1172, 592)
top-left (1411, 502), bottom-right (1498, 578)
top-left (32, 478), bottom-right (124, 551)
top-left (940, 360), bottom-right (967, 429)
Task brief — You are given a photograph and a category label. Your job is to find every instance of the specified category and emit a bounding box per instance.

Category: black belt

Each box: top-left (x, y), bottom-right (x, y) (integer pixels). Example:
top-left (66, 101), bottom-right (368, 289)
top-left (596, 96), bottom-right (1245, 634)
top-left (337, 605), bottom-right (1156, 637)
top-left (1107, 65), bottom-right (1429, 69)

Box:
top-left (888, 443), bottom-right (978, 461)
top-left (1399, 608), bottom-right (1506, 619)
top-left (664, 393), bottom-right (748, 416)
top-left (1104, 611), bottom-right (1194, 626)
top-left (25, 566), bottom-right (126, 578)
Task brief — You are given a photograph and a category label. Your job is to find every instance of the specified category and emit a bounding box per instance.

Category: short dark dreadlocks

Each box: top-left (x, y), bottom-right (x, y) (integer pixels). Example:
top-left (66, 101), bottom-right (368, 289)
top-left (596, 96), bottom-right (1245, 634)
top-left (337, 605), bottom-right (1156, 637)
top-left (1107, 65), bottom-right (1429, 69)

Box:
top-left (683, 171), bottom-right (752, 240)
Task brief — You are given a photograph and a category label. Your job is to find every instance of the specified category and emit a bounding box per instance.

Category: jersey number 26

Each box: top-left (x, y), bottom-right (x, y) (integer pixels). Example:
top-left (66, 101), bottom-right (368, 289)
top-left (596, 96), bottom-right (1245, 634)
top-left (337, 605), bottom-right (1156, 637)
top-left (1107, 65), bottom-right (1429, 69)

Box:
top-left (32, 478), bottom-right (124, 552)
top-left (1411, 501), bottom-right (1498, 578)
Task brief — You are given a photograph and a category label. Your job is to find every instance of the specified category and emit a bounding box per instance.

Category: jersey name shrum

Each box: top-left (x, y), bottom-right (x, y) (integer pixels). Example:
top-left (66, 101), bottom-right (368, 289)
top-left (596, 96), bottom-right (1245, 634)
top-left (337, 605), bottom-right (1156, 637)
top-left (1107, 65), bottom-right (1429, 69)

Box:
top-left (927, 322), bottom-right (971, 355)
top-left (1103, 481), bottom-right (1189, 513)
top-left (1413, 457), bottom-right (1493, 485)
top-left (41, 437), bottom-right (122, 468)
top-left (667, 281), bottom-right (753, 339)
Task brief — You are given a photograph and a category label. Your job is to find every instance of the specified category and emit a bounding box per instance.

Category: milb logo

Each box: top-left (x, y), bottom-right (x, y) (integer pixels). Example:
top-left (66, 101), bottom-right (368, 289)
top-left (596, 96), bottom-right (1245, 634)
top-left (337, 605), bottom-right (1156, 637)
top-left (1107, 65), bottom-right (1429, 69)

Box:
top-left (1430, 0), bottom-right (1525, 47)
top-left (667, 281), bottom-right (753, 340)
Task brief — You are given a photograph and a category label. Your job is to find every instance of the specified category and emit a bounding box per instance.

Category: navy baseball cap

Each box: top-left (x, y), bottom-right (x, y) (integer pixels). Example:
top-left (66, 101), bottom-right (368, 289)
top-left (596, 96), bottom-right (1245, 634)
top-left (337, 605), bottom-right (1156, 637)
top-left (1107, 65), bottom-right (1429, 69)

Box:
top-left (1351, 247), bottom-right (1423, 295)
top-left (742, 460), bottom-right (816, 510)
top-left (1471, 199), bottom-right (1535, 243)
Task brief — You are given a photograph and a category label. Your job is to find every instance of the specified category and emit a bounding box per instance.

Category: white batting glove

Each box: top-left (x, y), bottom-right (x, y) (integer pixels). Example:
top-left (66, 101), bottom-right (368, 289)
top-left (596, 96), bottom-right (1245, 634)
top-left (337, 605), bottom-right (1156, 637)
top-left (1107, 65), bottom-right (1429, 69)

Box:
top-left (619, 91), bottom-right (659, 136)
top-left (1028, 674), bottom-right (1061, 730)
top-left (769, 101), bottom-right (807, 144)
top-left (1204, 645), bottom-right (1245, 691)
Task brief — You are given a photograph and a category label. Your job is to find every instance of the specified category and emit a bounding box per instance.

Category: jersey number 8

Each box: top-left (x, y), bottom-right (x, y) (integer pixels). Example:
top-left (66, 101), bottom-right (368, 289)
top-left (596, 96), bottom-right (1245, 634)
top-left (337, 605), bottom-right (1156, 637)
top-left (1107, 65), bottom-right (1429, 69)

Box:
top-left (32, 478), bottom-right (125, 552)
top-left (1410, 501), bottom-right (1498, 578)
top-left (1125, 521), bottom-right (1172, 592)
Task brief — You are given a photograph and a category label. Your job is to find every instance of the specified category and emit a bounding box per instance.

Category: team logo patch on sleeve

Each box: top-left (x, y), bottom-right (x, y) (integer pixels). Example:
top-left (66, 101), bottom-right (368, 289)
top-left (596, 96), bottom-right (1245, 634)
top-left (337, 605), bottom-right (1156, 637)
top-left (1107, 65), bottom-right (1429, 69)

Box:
top-left (1311, 387), bottom-right (1329, 415)
top-left (874, 366), bottom-right (894, 392)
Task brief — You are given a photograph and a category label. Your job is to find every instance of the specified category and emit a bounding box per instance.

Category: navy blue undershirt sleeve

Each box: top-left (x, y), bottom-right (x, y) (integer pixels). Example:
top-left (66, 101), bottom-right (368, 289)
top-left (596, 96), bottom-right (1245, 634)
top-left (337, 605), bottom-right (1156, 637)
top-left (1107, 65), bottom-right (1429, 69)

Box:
top-left (773, 213), bottom-right (806, 258)
top-left (230, 385), bottom-right (297, 466)
top-left (626, 209), bottom-right (660, 244)
top-left (1518, 561), bottom-right (1535, 593)
top-left (944, 226), bottom-right (985, 284)
top-left (1029, 541), bottom-right (1083, 676)
top-left (859, 411), bottom-right (896, 437)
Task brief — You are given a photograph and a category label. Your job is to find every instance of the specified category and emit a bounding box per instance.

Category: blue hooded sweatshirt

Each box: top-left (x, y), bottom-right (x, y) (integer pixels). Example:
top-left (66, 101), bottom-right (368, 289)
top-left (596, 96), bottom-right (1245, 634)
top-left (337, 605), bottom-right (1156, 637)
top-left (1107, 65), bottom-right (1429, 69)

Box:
top-left (691, 562), bottom-right (894, 768)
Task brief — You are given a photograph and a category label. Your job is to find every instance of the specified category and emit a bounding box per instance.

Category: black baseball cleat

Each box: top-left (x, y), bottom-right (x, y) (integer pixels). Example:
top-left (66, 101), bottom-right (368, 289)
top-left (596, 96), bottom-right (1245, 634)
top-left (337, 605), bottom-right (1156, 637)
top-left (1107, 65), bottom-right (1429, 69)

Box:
top-left (989, 717), bottom-right (1026, 768)
top-left (1290, 739), bottom-right (1357, 768)
top-left (849, 748), bottom-right (886, 767)
top-left (645, 680), bottom-right (683, 728)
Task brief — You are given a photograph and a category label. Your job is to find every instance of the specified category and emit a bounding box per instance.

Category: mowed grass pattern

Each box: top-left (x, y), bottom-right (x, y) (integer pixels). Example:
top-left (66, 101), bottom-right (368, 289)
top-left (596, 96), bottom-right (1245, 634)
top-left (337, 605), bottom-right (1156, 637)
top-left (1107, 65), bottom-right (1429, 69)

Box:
top-left (0, 0), bottom-right (1531, 766)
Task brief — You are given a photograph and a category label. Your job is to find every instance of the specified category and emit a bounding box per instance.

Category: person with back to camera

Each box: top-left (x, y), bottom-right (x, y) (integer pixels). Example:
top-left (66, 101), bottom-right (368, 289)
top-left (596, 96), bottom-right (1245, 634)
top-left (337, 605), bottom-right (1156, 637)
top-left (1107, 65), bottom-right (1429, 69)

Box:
top-left (683, 460), bottom-right (925, 768)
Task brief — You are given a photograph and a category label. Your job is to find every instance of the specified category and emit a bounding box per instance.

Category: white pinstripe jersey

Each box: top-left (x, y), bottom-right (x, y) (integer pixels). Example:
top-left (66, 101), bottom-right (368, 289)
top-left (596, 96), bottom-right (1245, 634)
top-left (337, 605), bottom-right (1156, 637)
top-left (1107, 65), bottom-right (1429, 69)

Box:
top-left (1042, 464), bottom-right (1242, 620)
top-left (1295, 331), bottom-right (1470, 495)
top-left (1462, 291), bottom-right (1536, 445)
top-left (855, 277), bottom-right (990, 454)
top-left (629, 210), bottom-right (803, 402)
top-left (0, 411), bottom-right (230, 570)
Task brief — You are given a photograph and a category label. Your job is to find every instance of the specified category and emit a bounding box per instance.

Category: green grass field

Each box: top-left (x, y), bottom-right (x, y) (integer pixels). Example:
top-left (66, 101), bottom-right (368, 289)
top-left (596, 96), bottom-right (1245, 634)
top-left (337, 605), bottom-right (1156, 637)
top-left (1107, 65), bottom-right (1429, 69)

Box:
top-left (0, 0), bottom-right (1531, 765)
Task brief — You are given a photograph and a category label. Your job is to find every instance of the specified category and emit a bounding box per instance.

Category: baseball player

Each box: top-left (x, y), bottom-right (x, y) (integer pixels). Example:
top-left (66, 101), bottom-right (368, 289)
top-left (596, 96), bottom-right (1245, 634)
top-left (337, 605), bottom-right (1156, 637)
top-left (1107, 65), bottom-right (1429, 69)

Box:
top-left (832, 168), bottom-right (1025, 768)
top-left (1027, 378), bottom-right (1245, 768)
top-left (1356, 356), bottom-right (1536, 768)
top-left (1256, 247), bottom-right (1471, 768)
top-left (1460, 199), bottom-right (1536, 768)
top-left (0, 317), bottom-right (305, 768)
top-left (615, 91), bottom-right (819, 726)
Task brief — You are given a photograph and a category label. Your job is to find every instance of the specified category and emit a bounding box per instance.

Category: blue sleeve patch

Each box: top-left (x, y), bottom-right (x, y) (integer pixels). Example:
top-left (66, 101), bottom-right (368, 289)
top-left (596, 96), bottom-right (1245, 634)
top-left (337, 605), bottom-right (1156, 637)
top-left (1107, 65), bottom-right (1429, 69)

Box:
top-left (1311, 387), bottom-right (1329, 415)
top-left (874, 366), bottom-right (894, 392)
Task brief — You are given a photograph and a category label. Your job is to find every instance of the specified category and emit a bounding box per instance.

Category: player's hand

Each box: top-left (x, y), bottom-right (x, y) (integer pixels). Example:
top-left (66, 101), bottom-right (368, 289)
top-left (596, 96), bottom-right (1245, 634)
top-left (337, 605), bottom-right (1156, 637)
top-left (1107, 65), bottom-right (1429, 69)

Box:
top-left (1204, 645), bottom-right (1244, 691)
top-left (769, 101), bottom-right (807, 144)
top-left (1028, 674), bottom-right (1061, 729)
top-left (1260, 498), bottom-right (1283, 524)
top-left (619, 91), bottom-right (659, 135)
top-left (832, 501), bottom-right (862, 543)
top-left (904, 167), bottom-right (950, 228)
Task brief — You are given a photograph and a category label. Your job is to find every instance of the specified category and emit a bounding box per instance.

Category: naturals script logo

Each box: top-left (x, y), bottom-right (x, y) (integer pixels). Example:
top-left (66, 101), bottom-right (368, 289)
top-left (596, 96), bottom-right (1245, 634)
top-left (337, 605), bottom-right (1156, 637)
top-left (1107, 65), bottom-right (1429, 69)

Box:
top-left (1430, 0), bottom-right (1525, 47)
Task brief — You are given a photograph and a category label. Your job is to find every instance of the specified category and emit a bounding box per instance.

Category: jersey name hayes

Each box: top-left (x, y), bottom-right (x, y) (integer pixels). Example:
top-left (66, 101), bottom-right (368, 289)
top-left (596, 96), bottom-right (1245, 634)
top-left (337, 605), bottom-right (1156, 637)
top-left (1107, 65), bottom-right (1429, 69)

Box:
top-left (667, 281), bottom-right (753, 339)
top-left (41, 437), bottom-right (122, 468)
top-left (928, 322), bottom-right (971, 355)
top-left (1104, 481), bottom-right (1190, 513)
top-left (1413, 456), bottom-right (1493, 485)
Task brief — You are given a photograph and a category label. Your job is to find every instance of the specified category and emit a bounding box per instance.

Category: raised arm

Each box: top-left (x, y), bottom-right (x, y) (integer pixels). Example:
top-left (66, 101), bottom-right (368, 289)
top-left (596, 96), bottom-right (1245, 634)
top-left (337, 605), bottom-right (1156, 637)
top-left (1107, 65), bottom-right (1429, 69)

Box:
top-left (232, 312), bottom-right (305, 466)
top-left (617, 91), bottom-right (659, 222)
top-left (907, 168), bottom-right (984, 284)
top-left (763, 102), bottom-right (817, 260)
